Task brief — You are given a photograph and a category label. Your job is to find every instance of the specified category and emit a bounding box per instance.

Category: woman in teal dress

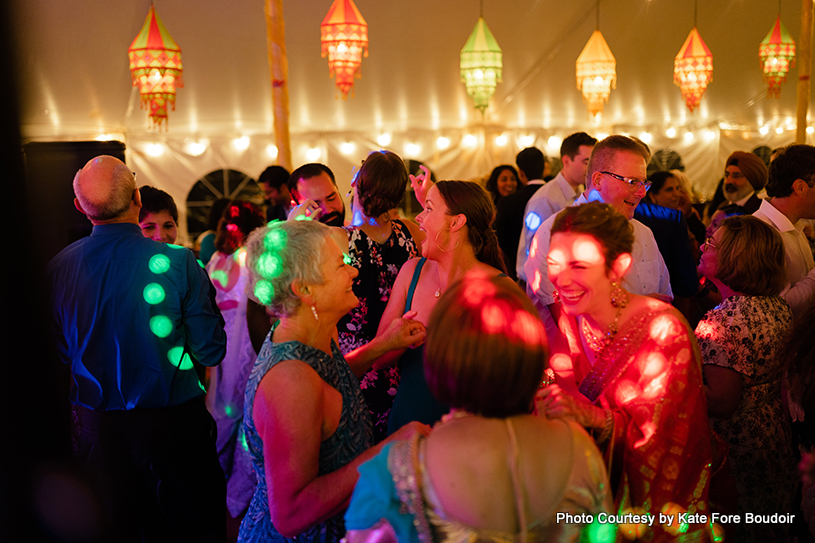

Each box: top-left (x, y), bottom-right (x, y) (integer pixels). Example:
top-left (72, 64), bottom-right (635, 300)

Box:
top-left (237, 220), bottom-right (429, 543)
top-left (345, 275), bottom-right (611, 542)
top-left (371, 179), bottom-right (516, 434)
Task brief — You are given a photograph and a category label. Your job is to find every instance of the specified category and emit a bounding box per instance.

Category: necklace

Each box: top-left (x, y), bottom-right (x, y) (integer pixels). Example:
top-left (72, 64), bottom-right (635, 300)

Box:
top-left (434, 266), bottom-right (444, 298)
top-left (581, 307), bottom-right (623, 354)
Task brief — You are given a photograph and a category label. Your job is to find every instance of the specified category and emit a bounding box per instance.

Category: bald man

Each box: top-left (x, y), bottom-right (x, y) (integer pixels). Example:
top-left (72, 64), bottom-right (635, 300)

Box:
top-left (48, 156), bottom-right (227, 541)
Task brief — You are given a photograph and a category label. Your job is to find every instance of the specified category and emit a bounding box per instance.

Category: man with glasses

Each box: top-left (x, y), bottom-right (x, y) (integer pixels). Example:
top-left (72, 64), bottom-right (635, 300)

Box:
top-left (524, 135), bottom-right (672, 344)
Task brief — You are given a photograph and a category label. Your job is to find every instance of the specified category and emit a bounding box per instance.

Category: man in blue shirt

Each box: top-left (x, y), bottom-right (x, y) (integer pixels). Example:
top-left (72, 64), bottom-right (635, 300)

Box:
top-left (48, 155), bottom-right (227, 541)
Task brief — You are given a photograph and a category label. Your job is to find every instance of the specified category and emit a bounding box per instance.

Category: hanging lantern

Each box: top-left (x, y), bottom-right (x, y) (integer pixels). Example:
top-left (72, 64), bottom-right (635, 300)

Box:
top-left (575, 30), bottom-right (616, 120)
top-left (673, 27), bottom-right (713, 113)
top-left (128, 6), bottom-right (183, 129)
top-left (759, 17), bottom-right (796, 98)
top-left (320, 0), bottom-right (368, 98)
top-left (460, 17), bottom-right (502, 114)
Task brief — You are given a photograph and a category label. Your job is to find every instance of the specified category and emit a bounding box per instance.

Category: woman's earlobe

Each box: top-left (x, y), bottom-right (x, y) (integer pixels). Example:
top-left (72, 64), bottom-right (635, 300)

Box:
top-left (613, 253), bottom-right (633, 278)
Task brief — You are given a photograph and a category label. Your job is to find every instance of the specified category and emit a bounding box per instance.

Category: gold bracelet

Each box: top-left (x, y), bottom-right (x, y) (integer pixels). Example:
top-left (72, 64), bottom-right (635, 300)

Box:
top-left (594, 408), bottom-right (613, 445)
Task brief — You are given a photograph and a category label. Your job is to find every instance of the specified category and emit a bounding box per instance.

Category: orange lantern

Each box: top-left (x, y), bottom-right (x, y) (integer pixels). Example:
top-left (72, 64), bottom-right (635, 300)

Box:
top-left (674, 27), bottom-right (713, 113)
top-left (760, 16), bottom-right (796, 98)
top-left (576, 30), bottom-right (616, 120)
top-left (320, 0), bottom-right (368, 98)
top-left (128, 6), bottom-right (183, 129)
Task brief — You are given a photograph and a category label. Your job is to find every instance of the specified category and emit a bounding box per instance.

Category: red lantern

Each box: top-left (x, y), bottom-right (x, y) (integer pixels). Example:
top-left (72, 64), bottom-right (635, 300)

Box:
top-left (674, 27), bottom-right (713, 113)
top-left (320, 0), bottom-right (368, 98)
top-left (128, 6), bottom-right (183, 129)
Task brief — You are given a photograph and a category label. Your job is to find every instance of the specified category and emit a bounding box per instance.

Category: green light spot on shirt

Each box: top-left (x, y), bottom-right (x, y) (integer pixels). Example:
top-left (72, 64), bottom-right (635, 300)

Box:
top-left (167, 346), bottom-right (194, 370)
top-left (239, 429), bottom-right (249, 451)
top-left (149, 315), bottom-right (173, 337)
top-left (143, 283), bottom-right (166, 304)
top-left (148, 254), bottom-right (171, 274)
top-left (254, 280), bottom-right (274, 305)
top-left (263, 229), bottom-right (288, 252)
top-left (197, 259), bottom-right (205, 268)
top-left (167, 243), bottom-right (186, 250)
top-left (585, 522), bottom-right (616, 543)
top-left (257, 252), bottom-right (282, 279)
top-left (211, 270), bottom-right (228, 288)
top-left (225, 404), bottom-right (235, 417)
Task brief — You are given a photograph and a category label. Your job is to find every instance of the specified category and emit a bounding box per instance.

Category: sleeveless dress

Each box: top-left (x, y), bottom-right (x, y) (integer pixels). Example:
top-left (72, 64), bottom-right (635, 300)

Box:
top-left (338, 220), bottom-right (418, 443)
top-left (237, 324), bottom-right (373, 543)
top-left (345, 419), bottom-right (611, 542)
top-left (387, 258), bottom-right (448, 435)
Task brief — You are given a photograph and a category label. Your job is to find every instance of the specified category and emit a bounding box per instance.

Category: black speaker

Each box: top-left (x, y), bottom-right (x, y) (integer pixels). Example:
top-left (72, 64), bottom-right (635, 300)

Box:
top-left (23, 140), bottom-right (127, 262)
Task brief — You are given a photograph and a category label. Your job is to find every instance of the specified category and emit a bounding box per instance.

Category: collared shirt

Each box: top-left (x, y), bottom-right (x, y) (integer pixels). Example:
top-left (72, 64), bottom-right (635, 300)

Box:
top-left (516, 172), bottom-right (582, 281)
top-left (753, 198), bottom-right (815, 316)
top-left (48, 223), bottom-right (226, 410)
top-left (728, 190), bottom-right (756, 207)
top-left (524, 193), bottom-right (673, 317)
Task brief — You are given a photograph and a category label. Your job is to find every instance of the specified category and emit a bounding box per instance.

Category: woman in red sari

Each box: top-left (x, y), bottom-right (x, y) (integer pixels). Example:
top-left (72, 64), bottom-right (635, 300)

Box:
top-left (537, 202), bottom-right (715, 542)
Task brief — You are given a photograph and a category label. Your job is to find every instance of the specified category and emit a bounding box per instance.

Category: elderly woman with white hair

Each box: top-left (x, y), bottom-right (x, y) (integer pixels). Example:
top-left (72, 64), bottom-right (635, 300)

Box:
top-left (237, 220), bottom-right (429, 543)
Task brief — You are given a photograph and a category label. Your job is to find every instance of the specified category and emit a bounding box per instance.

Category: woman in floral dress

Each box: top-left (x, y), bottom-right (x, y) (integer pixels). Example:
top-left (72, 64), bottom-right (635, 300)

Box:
top-left (337, 150), bottom-right (423, 442)
top-left (696, 215), bottom-right (797, 543)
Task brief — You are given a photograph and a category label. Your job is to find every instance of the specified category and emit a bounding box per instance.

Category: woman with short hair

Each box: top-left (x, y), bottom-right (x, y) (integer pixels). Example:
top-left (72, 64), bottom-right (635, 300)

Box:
top-left (696, 215), bottom-right (797, 543)
top-left (237, 220), bottom-right (429, 543)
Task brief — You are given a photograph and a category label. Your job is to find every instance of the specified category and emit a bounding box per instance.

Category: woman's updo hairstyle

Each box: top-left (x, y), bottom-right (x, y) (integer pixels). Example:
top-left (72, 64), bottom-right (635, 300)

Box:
top-left (355, 150), bottom-right (409, 220)
top-left (435, 180), bottom-right (508, 274)
top-left (550, 202), bottom-right (634, 272)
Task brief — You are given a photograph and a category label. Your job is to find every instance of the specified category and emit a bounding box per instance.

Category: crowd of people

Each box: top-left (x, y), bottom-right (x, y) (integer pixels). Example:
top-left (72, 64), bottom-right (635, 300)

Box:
top-left (46, 136), bottom-right (815, 542)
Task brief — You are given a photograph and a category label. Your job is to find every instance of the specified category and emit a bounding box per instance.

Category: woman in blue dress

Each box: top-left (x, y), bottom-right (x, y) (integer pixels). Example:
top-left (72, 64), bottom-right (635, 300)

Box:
top-left (373, 179), bottom-right (517, 433)
top-left (238, 220), bottom-right (429, 543)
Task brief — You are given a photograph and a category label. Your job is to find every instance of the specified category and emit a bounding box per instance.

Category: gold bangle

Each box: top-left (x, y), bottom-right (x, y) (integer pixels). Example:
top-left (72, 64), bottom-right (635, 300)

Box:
top-left (594, 409), bottom-right (613, 445)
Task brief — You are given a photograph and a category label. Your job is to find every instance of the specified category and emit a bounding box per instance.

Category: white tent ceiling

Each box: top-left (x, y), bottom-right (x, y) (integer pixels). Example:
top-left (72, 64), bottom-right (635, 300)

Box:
top-left (13, 0), bottom-right (815, 242)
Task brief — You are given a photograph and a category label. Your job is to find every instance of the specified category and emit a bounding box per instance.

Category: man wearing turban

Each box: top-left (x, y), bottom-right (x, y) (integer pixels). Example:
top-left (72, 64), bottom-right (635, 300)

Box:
top-left (723, 151), bottom-right (767, 214)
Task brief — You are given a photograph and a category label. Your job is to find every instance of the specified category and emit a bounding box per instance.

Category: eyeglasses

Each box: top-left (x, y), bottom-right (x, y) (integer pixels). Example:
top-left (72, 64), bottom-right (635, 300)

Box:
top-left (702, 237), bottom-right (716, 251)
top-left (600, 171), bottom-right (652, 191)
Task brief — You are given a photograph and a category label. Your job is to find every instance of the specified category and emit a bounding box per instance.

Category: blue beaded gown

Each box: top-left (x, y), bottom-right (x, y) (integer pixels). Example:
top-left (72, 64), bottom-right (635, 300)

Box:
top-left (238, 323), bottom-right (373, 543)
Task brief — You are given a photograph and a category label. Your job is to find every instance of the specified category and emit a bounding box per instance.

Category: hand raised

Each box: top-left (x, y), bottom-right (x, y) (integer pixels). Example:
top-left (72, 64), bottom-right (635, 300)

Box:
top-left (409, 165), bottom-right (433, 209)
top-left (287, 199), bottom-right (323, 222)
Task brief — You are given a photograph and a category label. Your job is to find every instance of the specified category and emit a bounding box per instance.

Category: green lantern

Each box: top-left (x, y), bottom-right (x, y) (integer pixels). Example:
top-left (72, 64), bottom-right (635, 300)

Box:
top-left (460, 17), bottom-right (502, 114)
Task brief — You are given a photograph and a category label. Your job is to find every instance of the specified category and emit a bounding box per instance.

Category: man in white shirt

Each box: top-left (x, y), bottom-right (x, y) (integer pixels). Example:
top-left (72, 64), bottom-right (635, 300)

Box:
top-left (722, 151), bottom-right (766, 214)
top-left (753, 144), bottom-right (815, 317)
top-left (516, 132), bottom-right (597, 283)
top-left (524, 135), bottom-right (672, 342)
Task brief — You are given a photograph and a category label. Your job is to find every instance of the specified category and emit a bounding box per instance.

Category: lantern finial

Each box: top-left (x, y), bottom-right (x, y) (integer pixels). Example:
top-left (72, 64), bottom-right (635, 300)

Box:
top-left (128, 6), bottom-right (183, 129)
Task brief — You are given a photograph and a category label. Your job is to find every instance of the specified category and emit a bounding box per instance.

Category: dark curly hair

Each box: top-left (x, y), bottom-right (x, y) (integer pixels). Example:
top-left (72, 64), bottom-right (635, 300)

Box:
top-left (355, 150), bottom-right (409, 219)
top-left (214, 200), bottom-right (266, 255)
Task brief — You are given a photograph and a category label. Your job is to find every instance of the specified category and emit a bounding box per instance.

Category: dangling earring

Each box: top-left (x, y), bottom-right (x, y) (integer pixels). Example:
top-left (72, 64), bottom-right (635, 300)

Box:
top-left (311, 305), bottom-right (319, 321)
top-left (610, 281), bottom-right (629, 309)
top-left (553, 290), bottom-right (561, 304)
top-left (434, 228), bottom-right (460, 252)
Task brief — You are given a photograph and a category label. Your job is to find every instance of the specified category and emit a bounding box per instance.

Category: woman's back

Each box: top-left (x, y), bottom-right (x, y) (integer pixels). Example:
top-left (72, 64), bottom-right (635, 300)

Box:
top-left (421, 415), bottom-right (609, 537)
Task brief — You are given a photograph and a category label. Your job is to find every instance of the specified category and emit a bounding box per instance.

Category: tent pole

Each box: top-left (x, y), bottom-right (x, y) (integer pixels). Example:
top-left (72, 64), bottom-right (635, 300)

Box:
top-left (264, 0), bottom-right (292, 170)
top-left (796, 0), bottom-right (814, 144)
